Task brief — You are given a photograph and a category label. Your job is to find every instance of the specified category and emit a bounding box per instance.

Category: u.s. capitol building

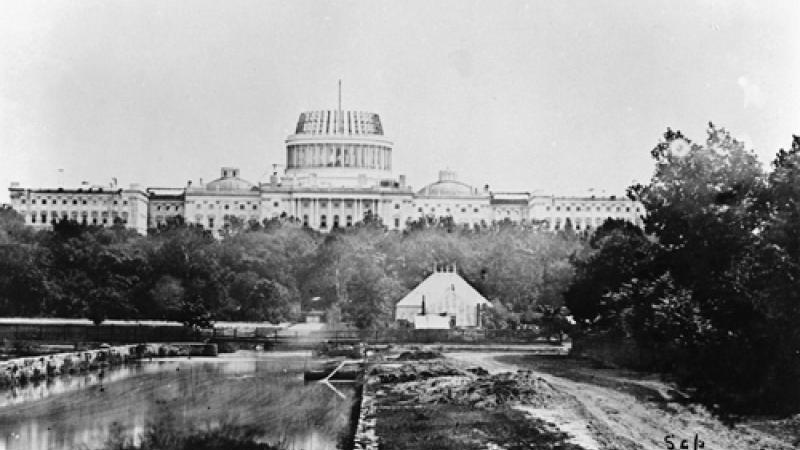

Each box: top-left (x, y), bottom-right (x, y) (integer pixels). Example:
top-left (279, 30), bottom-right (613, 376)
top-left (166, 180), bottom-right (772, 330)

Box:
top-left (8, 107), bottom-right (643, 235)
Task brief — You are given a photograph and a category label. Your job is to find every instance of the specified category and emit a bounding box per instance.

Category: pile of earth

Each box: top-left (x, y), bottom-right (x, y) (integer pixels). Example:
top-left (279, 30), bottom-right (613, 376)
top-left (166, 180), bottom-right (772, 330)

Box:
top-left (385, 369), bottom-right (561, 409)
top-left (371, 361), bottom-right (463, 384)
top-left (395, 350), bottom-right (443, 361)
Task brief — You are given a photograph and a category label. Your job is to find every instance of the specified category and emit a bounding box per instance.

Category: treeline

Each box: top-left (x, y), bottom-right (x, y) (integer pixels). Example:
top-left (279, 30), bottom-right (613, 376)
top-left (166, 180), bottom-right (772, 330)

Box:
top-left (0, 207), bottom-right (583, 329)
top-left (566, 124), bottom-right (800, 414)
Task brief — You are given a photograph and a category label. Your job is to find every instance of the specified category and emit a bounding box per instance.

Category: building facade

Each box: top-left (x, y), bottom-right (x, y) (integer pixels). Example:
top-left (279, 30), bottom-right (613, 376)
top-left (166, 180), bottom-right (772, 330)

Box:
top-left (7, 107), bottom-right (643, 235)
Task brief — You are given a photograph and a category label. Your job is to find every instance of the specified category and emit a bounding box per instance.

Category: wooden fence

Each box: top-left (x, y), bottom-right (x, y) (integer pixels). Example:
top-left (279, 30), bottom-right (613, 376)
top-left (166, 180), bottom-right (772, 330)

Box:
top-left (0, 322), bottom-right (560, 347)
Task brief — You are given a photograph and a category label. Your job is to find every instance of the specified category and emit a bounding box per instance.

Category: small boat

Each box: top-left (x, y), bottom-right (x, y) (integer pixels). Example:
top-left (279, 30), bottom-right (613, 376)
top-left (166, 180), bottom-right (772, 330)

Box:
top-left (303, 359), bottom-right (364, 382)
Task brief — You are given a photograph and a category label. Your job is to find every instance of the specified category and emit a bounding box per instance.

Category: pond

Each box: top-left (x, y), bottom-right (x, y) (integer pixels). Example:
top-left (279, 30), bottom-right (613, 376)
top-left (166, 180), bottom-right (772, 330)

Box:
top-left (0, 351), bottom-right (356, 450)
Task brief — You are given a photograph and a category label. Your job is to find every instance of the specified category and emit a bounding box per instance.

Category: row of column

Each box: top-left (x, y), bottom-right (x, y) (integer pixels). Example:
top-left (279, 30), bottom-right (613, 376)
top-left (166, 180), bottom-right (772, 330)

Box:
top-left (287, 144), bottom-right (391, 170)
top-left (287, 197), bottom-right (382, 229)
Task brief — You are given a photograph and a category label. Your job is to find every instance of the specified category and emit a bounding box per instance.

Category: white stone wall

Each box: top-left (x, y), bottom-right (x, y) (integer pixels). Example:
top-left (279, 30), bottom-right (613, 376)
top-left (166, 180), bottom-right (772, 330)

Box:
top-left (532, 195), bottom-right (643, 231)
top-left (8, 187), bottom-right (148, 234)
top-left (411, 196), bottom-right (492, 226)
top-left (184, 192), bottom-right (262, 235)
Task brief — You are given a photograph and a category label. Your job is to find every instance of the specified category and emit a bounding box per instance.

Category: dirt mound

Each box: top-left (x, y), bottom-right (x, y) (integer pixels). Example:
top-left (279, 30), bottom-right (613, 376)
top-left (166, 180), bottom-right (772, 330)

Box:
top-left (395, 350), bottom-right (443, 361)
top-left (385, 369), bottom-right (562, 409)
top-left (371, 361), bottom-right (462, 384)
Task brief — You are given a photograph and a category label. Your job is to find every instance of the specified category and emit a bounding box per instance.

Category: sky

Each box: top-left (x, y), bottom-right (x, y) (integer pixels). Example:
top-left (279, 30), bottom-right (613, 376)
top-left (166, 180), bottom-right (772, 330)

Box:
top-left (1, 0), bottom-right (799, 202)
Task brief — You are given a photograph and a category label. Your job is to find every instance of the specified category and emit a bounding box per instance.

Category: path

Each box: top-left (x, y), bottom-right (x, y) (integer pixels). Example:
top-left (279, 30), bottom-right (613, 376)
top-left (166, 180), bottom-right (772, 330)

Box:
top-left (445, 352), bottom-right (795, 450)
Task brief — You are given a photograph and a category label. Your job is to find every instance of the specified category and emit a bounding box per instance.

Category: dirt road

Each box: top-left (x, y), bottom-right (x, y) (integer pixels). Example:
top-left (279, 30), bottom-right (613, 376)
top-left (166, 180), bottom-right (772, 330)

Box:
top-left (445, 352), bottom-right (796, 450)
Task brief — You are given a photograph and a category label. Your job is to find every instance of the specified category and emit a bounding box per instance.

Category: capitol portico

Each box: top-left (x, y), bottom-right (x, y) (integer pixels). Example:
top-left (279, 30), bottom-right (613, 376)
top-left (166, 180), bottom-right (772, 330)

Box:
top-left (8, 103), bottom-right (643, 235)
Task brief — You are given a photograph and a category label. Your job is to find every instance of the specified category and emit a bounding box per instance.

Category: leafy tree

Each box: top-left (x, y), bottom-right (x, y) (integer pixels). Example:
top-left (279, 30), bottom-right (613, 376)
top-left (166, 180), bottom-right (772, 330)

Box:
top-left (565, 219), bottom-right (653, 328)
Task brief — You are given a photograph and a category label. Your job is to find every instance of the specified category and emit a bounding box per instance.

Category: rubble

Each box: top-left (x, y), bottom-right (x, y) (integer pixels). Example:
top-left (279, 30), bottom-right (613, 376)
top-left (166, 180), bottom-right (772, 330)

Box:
top-left (370, 361), bottom-right (463, 384)
top-left (377, 364), bottom-right (559, 409)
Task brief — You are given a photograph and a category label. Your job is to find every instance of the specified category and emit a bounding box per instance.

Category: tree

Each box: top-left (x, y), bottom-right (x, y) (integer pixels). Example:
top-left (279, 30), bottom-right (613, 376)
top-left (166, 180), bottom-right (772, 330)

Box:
top-left (564, 219), bottom-right (654, 328)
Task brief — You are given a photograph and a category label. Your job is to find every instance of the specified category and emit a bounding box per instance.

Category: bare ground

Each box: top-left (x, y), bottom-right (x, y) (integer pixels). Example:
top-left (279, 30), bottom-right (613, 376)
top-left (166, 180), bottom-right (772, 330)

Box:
top-left (444, 352), bottom-right (798, 450)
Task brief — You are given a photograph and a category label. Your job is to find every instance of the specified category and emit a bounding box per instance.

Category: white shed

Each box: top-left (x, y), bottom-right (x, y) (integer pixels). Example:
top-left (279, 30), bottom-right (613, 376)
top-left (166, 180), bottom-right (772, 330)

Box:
top-left (395, 266), bottom-right (491, 328)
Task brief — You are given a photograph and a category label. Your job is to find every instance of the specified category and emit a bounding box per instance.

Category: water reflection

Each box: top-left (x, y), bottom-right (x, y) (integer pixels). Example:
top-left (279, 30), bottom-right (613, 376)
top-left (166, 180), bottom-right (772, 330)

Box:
top-left (0, 351), bottom-right (355, 450)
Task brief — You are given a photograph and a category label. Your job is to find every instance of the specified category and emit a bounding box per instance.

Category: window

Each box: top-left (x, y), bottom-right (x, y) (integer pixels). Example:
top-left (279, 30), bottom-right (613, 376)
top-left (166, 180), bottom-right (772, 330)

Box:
top-left (252, 205), bottom-right (257, 210)
top-left (157, 206), bottom-right (162, 211)
top-left (473, 208), bottom-right (478, 213)
top-left (626, 207), bottom-right (631, 212)
top-left (62, 200), bottom-right (67, 205)
top-left (41, 199), bottom-right (47, 205)
top-left (113, 200), bottom-right (118, 205)
top-left (320, 214), bottom-right (327, 228)
top-left (346, 215), bottom-right (353, 227)
top-left (546, 206), bottom-right (550, 211)
top-left (566, 206), bottom-right (571, 212)
top-left (576, 206), bottom-right (581, 212)
top-left (461, 208), bottom-right (466, 213)
top-left (30, 214), bottom-right (36, 223)
top-left (273, 202), bottom-right (279, 207)
top-left (394, 218), bottom-right (400, 228)
top-left (596, 206), bottom-right (601, 212)
top-left (394, 204), bottom-right (400, 210)
top-left (123, 200), bottom-right (128, 205)
top-left (333, 215), bottom-right (340, 228)
top-left (224, 204), bottom-right (230, 210)
top-left (616, 206), bottom-right (621, 212)
top-left (240, 204), bottom-right (245, 210)
top-left (208, 217), bottom-right (215, 229)
top-left (303, 214), bottom-right (309, 227)
top-left (209, 204), bottom-right (214, 209)
top-left (556, 206), bottom-right (561, 211)
top-left (40, 213), bottom-right (46, 223)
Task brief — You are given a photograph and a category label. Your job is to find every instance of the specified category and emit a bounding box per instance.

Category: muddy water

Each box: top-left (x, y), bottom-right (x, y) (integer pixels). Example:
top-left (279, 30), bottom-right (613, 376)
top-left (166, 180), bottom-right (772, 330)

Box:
top-left (0, 351), bottom-right (355, 450)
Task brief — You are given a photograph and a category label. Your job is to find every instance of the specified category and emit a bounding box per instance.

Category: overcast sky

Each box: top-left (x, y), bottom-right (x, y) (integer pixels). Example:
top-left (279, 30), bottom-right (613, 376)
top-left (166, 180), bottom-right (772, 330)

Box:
top-left (1, 0), bottom-right (799, 201)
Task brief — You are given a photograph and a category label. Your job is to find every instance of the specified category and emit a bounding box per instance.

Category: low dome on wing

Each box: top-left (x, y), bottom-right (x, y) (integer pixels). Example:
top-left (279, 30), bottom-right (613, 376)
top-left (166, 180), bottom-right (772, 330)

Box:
top-left (418, 170), bottom-right (480, 197)
top-left (205, 167), bottom-right (257, 192)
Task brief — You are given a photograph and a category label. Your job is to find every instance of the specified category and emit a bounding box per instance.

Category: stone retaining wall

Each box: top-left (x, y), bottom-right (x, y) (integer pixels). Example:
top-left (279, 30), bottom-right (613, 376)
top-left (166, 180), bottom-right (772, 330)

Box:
top-left (0, 342), bottom-right (217, 388)
top-left (352, 367), bottom-right (380, 450)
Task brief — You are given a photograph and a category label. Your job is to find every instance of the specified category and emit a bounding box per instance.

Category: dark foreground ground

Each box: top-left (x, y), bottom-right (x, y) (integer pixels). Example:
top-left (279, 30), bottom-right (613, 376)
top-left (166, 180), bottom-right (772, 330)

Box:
top-left (369, 351), bottom-right (799, 450)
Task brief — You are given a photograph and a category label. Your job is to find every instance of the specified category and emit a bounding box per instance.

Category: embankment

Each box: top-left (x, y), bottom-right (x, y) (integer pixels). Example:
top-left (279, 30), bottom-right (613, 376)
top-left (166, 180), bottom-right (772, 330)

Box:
top-left (0, 342), bottom-right (217, 388)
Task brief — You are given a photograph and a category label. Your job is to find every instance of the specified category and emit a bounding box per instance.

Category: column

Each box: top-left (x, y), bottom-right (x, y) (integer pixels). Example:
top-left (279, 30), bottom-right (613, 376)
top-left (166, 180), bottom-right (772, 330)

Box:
top-left (312, 198), bottom-right (317, 228)
top-left (356, 198), bottom-right (361, 222)
top-left (340, 198), bottom-right (345, 227)
top-left (327, 198), bottom-right (332, 229)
